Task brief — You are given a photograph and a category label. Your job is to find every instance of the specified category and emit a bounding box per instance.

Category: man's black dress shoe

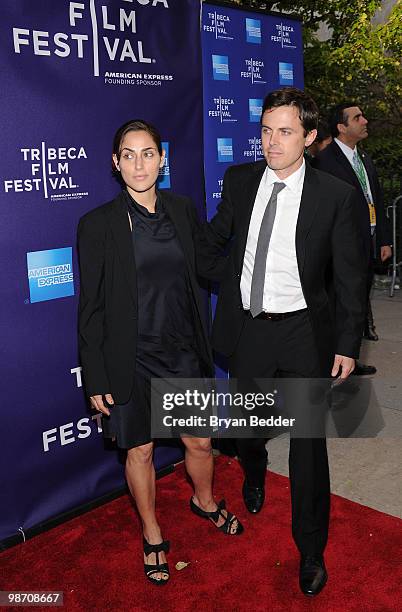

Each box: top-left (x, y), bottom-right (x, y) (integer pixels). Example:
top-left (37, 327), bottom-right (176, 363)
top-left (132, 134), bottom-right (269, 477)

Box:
top-left (352, 361), bottom-right (377, 376)
top-left (299, 555), bottom-right (327, 597)
top-left (363, 327), bottom-right (379, 341)
top-left (242, 480), bottom-right (265, 513)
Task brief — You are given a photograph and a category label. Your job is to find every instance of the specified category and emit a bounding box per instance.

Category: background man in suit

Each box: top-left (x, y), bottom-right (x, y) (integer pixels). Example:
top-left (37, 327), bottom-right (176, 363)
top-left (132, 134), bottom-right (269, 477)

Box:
top-left (313, 103), bottom-right (392, 345)
top-left (201, 87), bottom-right (367, 596)
top-left (306, 119), bottom-right (332, 159)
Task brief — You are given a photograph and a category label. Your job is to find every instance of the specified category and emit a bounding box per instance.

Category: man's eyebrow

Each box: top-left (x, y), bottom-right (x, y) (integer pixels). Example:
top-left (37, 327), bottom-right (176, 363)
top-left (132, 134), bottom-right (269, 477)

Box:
top-left (261, 124), bottom-right (294, 130)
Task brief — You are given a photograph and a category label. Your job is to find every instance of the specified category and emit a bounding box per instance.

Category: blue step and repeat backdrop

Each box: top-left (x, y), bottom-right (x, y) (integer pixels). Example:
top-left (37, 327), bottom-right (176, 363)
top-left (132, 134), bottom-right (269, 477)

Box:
top-left (1, 1), bottom-right (304, 545)
top-left (0, 0), bottom-right (204, 544)
top-left (201, 2), bottom-right (303, 376)
top-left (202, 2), bottom-right (303, 217)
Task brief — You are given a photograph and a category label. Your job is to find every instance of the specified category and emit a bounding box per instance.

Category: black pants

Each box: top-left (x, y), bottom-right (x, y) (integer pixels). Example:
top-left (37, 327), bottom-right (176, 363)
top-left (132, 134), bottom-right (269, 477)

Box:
top-left (228, 310), bottom-right (330, 557)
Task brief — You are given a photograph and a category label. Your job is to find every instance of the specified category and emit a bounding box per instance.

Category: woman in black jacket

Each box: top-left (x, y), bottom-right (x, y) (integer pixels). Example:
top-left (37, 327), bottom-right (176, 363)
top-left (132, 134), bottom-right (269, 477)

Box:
top-left (77, 119), bottom-right (243, 586)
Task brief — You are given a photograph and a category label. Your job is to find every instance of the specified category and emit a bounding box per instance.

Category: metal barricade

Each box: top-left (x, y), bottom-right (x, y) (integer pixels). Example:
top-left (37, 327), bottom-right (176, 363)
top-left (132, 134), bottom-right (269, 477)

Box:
top-left (386, 194), bottom-right (402, 297)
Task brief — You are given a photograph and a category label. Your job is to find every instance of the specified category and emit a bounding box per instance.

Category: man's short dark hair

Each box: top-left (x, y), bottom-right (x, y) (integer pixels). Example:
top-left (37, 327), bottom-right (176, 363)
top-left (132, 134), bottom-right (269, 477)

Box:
top-left (261, 87), bottom-right (319, 135)
top-left (328, 102), bottom-right (358, 137)
top-left (316, 119), bottom-right (331, 143)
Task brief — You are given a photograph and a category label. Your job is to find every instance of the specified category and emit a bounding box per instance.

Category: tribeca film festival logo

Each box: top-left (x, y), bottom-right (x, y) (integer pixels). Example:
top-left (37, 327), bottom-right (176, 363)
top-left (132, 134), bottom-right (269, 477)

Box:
top-left (240, 57), bottom-right (266, 85)
top-left (245, 18), bottom-right (261, 44)
top-left (208, 96), bottom-right (237, 124)
top-left (203, 10), bottom-right (233, 41)
top-left (42, 413), bottom-right (102, 452)
top-left (279, 62), bottom-right (294, 86)
top-left (249, 98), bottom-right (262, 123)
top-left (212, 54), bottom-right (229, 81)
top-left (3, 144), bottom-right (88, 202)
top-left (157, 141), bottom-right (170, 188)
top-left (12, 0), bottom-right (173, 87)
top-left (271, 22), bottom-right (297, 49)
top-left (42, 365), bottom-right (101, 452)
top-left (217, 138), bottom-right (233, 163)
top-left (243, 136), bottom-right (263, 161)
top-left (211, 177), bottom-right (223, 200)
top-left (27, 247), bottom-right (74, 304)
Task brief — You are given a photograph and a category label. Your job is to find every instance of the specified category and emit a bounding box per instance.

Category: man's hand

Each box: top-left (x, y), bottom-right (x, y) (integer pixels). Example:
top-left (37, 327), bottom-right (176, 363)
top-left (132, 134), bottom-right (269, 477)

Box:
top-left (331, 355), bottom-right (355, 379)
top-left (380, 245), bottom-right (392, 262)
top-left (90, 393), bottom-right (114, 416)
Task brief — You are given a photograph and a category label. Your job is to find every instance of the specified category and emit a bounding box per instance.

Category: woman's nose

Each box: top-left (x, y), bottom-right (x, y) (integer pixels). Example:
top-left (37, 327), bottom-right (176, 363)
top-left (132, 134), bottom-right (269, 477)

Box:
top-left (135, 154), bottom-right (144, 169)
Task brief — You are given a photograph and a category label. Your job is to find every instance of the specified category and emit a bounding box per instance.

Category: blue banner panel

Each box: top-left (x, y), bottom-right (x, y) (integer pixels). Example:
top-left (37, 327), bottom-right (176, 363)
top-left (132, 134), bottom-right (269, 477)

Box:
top-left (0, 0), bottom-right (203, 543)
top-left (201, 3), bottom-right (304, 221)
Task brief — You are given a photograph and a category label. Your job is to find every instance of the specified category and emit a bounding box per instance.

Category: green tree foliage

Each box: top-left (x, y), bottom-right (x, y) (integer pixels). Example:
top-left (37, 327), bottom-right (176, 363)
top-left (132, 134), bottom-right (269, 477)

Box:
top-left (228, 0), bottom-right (402, 175)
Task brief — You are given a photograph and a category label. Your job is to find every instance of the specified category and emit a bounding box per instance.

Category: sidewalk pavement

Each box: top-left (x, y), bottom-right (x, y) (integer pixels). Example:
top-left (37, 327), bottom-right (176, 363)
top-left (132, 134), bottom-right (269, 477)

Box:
top-left (267, 286), bottom-right (402, 519)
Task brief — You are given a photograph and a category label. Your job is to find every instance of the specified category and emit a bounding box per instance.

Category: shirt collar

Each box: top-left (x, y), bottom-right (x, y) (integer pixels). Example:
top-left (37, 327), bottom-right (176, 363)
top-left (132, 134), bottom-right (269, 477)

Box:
top-left (125, 189), bottom-right (162, 217)
top-left (335, 137), bottom-right (357, 164)
top-left (265, 158), bottom-right (305, 195)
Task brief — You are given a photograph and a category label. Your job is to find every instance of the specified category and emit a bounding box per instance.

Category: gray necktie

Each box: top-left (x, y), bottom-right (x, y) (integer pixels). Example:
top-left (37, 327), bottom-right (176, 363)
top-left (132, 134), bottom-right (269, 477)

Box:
top-left (249, 182), bottom-right (286, 317)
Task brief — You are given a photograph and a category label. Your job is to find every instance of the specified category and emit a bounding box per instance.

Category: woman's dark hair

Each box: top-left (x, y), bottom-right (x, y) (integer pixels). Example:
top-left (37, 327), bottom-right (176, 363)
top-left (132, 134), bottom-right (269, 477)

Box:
top-left (261, 87), bottom-right (319, 135)
top-left (112, 119), bottom-right (162, 172)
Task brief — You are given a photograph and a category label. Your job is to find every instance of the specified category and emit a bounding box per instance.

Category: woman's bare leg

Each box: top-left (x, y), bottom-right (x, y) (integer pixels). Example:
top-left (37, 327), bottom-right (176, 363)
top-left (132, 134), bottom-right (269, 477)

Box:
top-left (125, 442), bottom-right (168, 581)
top-left (182, 437), bottom-right (239, 533)
top-left (182, 437), bottom-right (215, 509)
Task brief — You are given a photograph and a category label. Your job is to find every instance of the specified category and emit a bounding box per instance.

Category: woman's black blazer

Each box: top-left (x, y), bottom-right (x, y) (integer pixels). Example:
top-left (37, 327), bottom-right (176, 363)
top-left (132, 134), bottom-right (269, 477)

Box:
top-left (77, 190), bottom-right (214, 404)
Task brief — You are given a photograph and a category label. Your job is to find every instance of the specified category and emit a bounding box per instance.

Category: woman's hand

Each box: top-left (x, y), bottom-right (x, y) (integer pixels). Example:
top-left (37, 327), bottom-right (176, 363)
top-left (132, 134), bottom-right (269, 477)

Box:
top-left (90, 394), bottom-right (114, 416)
top-left (331, 355), bottom-right (355, 379)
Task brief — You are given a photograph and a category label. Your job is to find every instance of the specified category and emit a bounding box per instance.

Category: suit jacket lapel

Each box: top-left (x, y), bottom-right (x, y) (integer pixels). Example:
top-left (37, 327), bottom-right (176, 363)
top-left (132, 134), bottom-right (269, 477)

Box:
top-left (331, 141), bottom-right (365, 195)
top-left (107, 191), bottom-right (137, 304)
top-left (296, 163), bottom-right (320, 277)
top-left (236, 161), bottom-right (267, 270)
top-left (360, 151), bottom-right (376, 200)
top-left (161, 192), bottom-right (211, 350)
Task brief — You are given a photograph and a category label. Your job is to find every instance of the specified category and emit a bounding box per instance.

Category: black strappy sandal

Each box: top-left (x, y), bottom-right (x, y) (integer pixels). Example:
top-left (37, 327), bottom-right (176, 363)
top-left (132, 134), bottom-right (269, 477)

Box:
top-left (143, 537), bottom-right (170, 585)
top-left (190, 498), bottom-right (244, 535)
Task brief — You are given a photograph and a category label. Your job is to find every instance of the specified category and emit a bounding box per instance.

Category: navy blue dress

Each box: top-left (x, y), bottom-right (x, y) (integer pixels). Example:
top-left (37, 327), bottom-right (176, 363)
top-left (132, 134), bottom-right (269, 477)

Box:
top-left (102, 190), bottom-right (202, 448)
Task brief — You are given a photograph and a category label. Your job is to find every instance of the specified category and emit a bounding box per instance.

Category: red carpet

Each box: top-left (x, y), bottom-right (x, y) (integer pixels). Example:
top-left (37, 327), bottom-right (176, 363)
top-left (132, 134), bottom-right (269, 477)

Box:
top-left (2, 456), bottom-right (401, 612)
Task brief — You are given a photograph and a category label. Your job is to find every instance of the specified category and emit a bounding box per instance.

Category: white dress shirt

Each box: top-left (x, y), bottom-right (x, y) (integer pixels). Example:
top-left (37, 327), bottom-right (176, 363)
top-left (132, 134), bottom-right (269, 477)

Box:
top-left (240, 160), bottom-right (307, 313)
top-left (334, 138), bottom-right (374, 205)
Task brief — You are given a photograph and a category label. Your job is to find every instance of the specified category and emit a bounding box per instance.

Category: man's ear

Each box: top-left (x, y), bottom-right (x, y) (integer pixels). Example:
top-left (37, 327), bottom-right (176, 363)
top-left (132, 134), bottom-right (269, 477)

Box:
top-left (305, 129), bottom-right (317, 148)
top-left (337, 122), bottom-right (347, 136)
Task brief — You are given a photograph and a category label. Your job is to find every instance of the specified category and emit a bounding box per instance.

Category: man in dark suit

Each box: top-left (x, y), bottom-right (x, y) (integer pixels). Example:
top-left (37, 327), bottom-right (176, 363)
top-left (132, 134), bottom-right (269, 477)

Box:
top-left (313, 103), bottom-right (392, 343)
top-left (200, 88), bottom-right (367, 596)
top-left (306, 119), bottom-right (332, 159)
